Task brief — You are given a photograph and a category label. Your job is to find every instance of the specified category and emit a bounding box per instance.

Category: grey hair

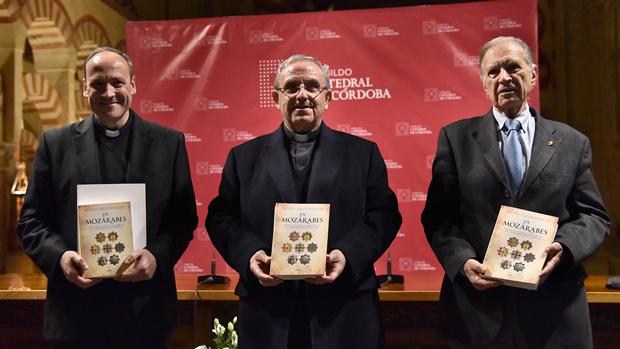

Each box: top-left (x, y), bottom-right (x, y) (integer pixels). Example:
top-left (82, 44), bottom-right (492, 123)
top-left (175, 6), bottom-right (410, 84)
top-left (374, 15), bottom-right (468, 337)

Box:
top-left (479, 36), bottom-right (534, 73)
top-left (273, 54), bottom-right (331, 90)
top-left (83, 47), bottom-right (134, 79)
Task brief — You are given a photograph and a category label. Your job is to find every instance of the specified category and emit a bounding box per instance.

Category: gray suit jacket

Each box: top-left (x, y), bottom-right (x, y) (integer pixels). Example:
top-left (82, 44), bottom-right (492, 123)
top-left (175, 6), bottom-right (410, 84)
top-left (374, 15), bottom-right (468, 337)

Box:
top-left (422, 108), bottom-right (610, 348)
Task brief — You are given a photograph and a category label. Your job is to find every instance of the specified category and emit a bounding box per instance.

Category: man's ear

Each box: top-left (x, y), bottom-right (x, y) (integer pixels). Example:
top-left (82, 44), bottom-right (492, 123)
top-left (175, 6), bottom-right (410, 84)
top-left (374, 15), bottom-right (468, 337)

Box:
top-left (272, 90), bottom-right (279, 104)
top-left (82, 79), bottom-right (88, 97)
top-left (130, 76), bottom-right (137, 94)
top-left (530, 64), bottom-right (538, 86)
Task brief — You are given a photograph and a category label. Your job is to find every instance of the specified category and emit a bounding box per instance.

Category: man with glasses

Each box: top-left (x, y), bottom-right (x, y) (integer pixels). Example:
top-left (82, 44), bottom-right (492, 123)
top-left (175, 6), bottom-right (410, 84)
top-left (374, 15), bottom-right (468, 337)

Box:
top-left (207, 54), bottom-right (401, 349)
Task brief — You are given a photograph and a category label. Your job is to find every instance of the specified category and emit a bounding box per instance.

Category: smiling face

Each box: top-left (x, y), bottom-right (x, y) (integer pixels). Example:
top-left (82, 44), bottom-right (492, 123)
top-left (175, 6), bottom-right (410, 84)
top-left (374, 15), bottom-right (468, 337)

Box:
top-left (480, 39), bottom-right (537, 117)
top-left (272, 60), bottom-right (331, 134)
top-left (83, 51), bottom-right (136, 129)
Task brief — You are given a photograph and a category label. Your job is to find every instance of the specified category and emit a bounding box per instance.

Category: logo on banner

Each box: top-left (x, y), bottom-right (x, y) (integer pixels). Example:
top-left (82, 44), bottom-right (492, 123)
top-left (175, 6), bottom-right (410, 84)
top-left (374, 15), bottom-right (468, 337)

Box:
top-left (196, 161), bottom-right (223, 175)
top-left (306, 27), bottom-right (319, 40)
top-left (138, 100), bottom-right (174, 113)
top-left (399, 257), bottom-right (413, 272)
top-left (140, 100), bottom-right (153, 113)
top-left (249, 31), bottom-right (262, 43)
top-left (484, 16), bottom-right (499, 30)
top-left (424, 88), bottom-right (439, 102)
top-left (425, 88), bottom-right (462, 102)
top-left (363, 24), bottom-right (377, 38)
top-left (223, 128), bottom-right (256, 142)
top-left (336, 124), bottom-right (373, 137)
top-left (195, 97), bottom-right (208, 111)
top-left (384, 159), bottom-right (403, 169)
top-left (138, 36), bottom-right (173, 49)
top-left (454, 52), bottom-right (479, 67)
top-left (223, 128), bottom-right (237, 142)
top-left (484, 16), bottom-right (523, 30)
top-left (196, 161), bottom-right (209, 175)
top-left (184, 132), bottom-right (203, 143)
top-left (397, 188), bottom-right (427, 202)
top-left (362, 24), bottom-right (399, 38)
top-left (305, 26), bottom-right (342, 40)
top-left (423, 20), bottom-right (459, 34)
top-left (422, 21), bottom-right (437, 34)
top-left (165, 68), bottom-right (179, 80)
top-left (397, 189), bottom-right (411, 203)
top-left (395, 122), bottom-right (432, 136)
top-left (248, 30), bottom-right (284, 43)
top-left (414, 260), bottom-right (437, 271)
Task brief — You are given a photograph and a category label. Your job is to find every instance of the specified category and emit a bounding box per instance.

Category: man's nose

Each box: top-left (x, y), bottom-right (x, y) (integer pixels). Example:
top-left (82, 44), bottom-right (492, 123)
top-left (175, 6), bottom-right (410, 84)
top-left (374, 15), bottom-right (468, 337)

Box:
top-left (498, 68), bottom-right (512, 82)
top-left (296, 85), bottom-right (310, 100)
top-left (103, 83), bottom-right (116, 97)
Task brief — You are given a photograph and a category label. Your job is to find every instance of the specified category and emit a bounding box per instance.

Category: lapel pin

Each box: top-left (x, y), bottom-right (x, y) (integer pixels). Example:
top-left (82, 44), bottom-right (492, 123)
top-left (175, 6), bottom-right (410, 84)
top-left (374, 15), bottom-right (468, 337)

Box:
top-left (546, 140), bottom-right (554, 146)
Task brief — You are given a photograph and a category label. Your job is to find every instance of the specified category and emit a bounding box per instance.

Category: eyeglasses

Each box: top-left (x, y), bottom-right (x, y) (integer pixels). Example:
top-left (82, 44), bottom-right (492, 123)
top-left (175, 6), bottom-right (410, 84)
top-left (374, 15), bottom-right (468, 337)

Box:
top-left (275, 83), bottom-right (328, 100)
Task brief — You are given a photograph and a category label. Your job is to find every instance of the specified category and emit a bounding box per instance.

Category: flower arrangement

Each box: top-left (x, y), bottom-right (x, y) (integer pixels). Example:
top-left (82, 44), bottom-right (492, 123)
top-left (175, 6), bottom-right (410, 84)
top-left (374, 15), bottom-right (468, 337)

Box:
top-left (195, 316), bottom-right (238, 349)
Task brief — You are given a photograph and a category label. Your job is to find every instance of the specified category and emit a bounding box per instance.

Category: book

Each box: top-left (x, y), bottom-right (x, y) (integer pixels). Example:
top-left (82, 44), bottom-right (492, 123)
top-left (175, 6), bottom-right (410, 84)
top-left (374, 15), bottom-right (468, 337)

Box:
top-left (481, 205), bottom-right (558, 290)
top-left (270, 203), bottom-right (330, 280)
top-left (77, 184), bottom-right (147, 251)
top-left (78, 201), bottom-right (134, 278)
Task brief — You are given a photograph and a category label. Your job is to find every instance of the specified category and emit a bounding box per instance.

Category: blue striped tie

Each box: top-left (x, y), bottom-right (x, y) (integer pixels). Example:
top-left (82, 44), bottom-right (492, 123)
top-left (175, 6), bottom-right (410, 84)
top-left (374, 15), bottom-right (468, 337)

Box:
top-left (503, 119), bottom-right (524, 195)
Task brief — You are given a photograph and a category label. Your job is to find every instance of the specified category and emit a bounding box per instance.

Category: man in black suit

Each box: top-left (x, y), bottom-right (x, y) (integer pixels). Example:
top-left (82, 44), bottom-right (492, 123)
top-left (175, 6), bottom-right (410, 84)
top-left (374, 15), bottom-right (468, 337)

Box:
top-left (17, 47), bottom-right (198, 349)
top-left (206, 54), bottom-right (401, 349)
top-left (422, 36), bottom-right (610, 348)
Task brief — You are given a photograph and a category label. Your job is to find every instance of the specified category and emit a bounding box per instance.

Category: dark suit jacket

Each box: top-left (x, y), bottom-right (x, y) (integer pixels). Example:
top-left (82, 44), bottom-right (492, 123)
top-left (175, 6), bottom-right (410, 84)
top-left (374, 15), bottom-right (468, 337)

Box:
top-left (422, 108), bottom-right (610, 348)
top-left (17, 111), bottom-right (198, 339)
top-left (206, 123), bottom-right (401, 349)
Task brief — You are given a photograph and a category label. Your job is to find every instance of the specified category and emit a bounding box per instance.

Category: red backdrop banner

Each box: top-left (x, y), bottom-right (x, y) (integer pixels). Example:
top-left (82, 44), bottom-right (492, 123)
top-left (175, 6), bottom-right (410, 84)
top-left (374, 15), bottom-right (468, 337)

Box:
top-left (126, 0), bottom-right (538, 283)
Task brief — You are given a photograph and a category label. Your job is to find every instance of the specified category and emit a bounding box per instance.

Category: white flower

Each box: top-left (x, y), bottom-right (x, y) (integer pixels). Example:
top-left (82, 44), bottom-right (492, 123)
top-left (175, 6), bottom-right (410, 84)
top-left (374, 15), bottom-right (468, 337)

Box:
top-left (194, 346), bottom-right (208, 349)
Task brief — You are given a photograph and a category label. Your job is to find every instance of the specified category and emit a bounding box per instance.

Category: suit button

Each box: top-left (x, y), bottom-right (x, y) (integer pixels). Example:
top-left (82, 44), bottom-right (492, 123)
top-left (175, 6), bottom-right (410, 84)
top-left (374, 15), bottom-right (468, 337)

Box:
top-left (504, 189), bottom-right (511, 198)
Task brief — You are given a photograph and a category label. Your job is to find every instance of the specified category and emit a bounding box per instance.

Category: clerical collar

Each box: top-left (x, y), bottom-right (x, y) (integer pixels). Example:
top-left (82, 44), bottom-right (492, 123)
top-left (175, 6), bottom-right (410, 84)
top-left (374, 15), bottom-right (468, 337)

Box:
top-left (94, 114), bottom-right (133, 139)
top-left (282, 123), bottom-right (321, 143)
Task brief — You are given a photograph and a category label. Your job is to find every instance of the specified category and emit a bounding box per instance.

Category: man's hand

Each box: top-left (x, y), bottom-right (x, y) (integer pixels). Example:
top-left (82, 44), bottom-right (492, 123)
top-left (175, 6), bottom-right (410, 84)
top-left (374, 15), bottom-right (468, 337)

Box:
top-left (115, 249), bottom-right (157, 282)
top-left (249, 250), bottom-right (282, 287)
top-left (60, 251), bottom-right (101, 289)
top-left (463, 259), bottom-right (502, 291)
top-left (306, 249), bottom-right (347, 285)
top-left (539, 242), bottom-right (563, 284)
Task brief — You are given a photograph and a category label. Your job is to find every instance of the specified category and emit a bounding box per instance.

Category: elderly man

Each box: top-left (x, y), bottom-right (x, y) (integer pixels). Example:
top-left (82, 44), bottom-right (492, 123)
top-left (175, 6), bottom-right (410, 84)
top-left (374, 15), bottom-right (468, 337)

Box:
top-left (206, 54), bottom-right (401, 349)
top-left (422, 36), bottom-right (610, 348)
top-left (17, 47), bottom-right (198, 349)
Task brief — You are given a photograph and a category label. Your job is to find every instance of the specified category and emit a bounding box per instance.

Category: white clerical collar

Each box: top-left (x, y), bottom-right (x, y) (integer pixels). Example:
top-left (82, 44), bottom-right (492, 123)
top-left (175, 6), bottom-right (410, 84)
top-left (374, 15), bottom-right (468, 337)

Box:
top-left (104, 129), bottom-right (120, 138)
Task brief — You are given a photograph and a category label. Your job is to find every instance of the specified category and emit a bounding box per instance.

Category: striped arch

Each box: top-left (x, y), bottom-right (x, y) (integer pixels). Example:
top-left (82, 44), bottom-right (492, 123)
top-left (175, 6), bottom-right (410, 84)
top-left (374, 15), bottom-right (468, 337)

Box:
top-left (22, 72), bottom-right (63, 136)
top-left (73, 15), bottom-right (111, 81)
top-left (19, 0), bottom-right (73, 50)
top-left (0, 0), bottom-right (20, 23)
top-left (18, 127), bottom-right (39, 164)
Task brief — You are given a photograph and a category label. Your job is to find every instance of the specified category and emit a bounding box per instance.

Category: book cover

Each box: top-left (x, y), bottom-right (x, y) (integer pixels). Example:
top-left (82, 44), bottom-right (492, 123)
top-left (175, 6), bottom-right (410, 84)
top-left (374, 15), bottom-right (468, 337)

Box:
top-left (78, 201), bottom-right (133, 278)
top-left (482, 205), bottom-right (558, 290)
top-left (270, 203), bottom-right (330, 280)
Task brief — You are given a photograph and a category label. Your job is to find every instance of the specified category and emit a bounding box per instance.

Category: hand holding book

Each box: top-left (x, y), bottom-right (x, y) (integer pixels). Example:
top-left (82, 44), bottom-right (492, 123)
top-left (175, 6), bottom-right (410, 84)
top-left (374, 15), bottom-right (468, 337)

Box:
top-left (250, 250), bottom-right (282, 287)
top-left (59, 250), bottom-right (102, 289)
top-left (539, 242), bottom-right (563, 284)
top-left (305, 249), bottom-right (347, 285)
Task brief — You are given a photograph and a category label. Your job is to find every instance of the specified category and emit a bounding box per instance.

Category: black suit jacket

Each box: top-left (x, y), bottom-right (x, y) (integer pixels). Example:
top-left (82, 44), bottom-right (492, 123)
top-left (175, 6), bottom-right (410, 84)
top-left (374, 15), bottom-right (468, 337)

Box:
top-left (206, 123), bottom-right (401, 349)
top-left (422, 109), bottom-right (610, 347)
top-left (17, 111), bottom-right (198, 339)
